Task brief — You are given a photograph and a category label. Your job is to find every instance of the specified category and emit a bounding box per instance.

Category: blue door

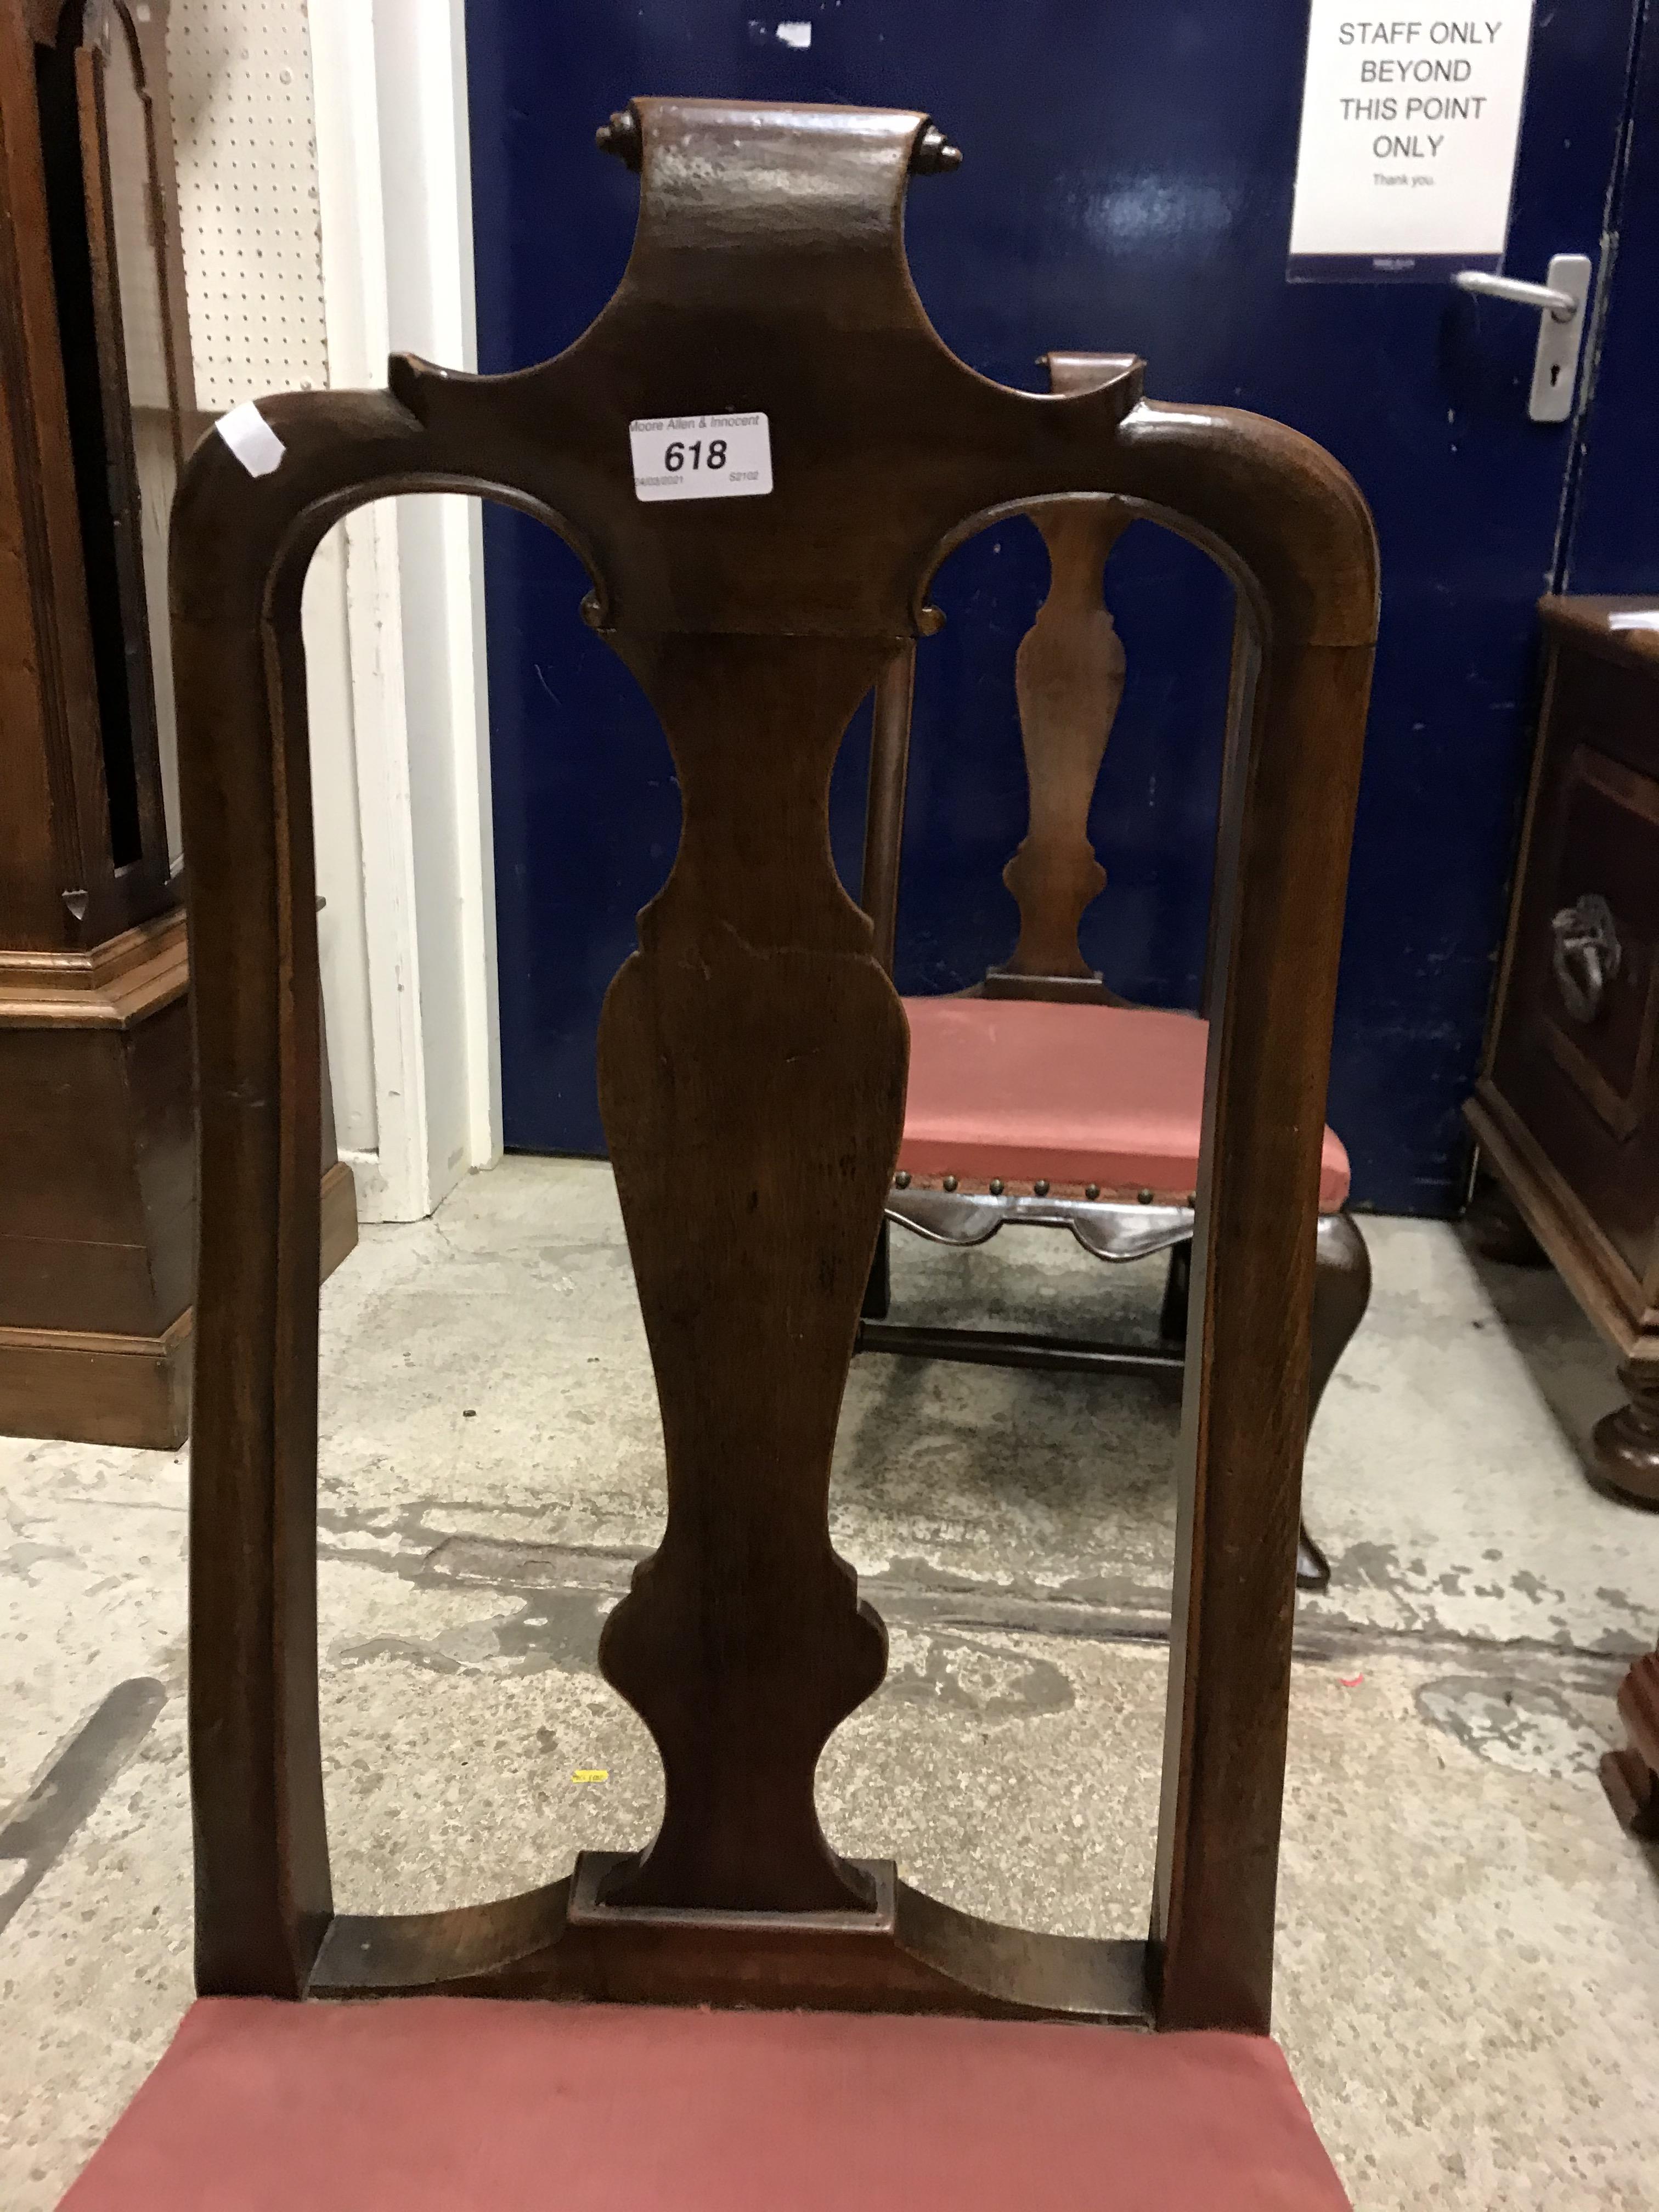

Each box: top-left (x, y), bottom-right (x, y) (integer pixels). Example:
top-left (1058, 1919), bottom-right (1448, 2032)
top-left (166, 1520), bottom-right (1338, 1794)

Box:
top-left (1560, 5), bottom-right (1659, 595)
top-left (466, 0), bottom-right (1648, 1212)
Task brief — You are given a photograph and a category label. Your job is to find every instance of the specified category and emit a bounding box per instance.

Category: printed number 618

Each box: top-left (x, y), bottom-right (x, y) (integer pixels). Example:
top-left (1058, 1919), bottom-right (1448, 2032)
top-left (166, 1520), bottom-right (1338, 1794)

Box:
top-left (664, 438), bottom-right (727, 472)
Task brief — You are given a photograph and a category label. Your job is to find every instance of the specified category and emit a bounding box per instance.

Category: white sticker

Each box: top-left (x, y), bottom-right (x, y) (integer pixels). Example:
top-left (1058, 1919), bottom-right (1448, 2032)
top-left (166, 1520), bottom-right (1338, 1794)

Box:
top-left (1287, 2), bottom-right (1537, 276)
top-left (629, 412), bottom-right (772, 503)
top-left (216, 400), bottom-right (286, 477)
top-left (777, 21), bottom-right (811, 46)
top-left (1608, 612), bottom-right (1659, 633)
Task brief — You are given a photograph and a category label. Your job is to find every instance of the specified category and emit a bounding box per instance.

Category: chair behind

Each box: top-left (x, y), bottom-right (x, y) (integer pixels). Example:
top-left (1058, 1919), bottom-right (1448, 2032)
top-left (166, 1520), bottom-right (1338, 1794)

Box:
top-left (860, 348), bottom-right (1254, 1015)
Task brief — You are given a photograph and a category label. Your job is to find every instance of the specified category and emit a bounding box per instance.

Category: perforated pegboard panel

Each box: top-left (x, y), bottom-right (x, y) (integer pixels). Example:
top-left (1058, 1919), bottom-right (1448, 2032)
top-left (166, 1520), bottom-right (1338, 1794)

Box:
top-left (167, 0), bottom-right (327, 409)
top-left (163, 3), bottom-right (376, 1159)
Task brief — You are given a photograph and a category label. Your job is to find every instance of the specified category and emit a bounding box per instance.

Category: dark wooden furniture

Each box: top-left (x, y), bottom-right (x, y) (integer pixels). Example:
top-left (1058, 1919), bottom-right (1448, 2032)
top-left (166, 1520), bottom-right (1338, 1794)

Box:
top-left (0, 0), bottom-right (354, 1448)
top-left (1468, 599), bottom-right (1659, 1510)
top-left (1464, 599), bottom-right (1659, 1841)
top-left (1602, 1642), bottom-right (1659, 1838)
top-left (57, 98), bottom-right (1375, 2209)
top-left (857, 361), bottom-right (1372, 1593)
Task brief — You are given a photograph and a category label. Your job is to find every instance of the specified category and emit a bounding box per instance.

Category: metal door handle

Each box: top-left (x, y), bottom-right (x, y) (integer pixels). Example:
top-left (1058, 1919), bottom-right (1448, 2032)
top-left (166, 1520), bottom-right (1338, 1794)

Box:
top-left (1454, 253), bottom-right (1593, 424)
top-left (1454, 270), bottom-right (1578, 321)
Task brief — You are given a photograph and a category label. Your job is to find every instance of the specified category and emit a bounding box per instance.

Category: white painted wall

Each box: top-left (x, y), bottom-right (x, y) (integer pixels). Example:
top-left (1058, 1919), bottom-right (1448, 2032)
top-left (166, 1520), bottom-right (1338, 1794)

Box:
top-left (369, 0), bottom-right (501, 1183)
top-left (170, 1), bottom-right (381, 1163)
top-left (307, 0), bottom-right (432, 1220)
top-left (168, 0), bottom-right (498, 1217)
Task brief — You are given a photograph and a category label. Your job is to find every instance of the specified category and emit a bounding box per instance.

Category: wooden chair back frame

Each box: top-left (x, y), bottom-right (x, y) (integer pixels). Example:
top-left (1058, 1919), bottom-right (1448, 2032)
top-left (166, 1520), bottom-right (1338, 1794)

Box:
top-left (860, 479), bottom-right (1262, 1019)
top-left (172, 98), bottom-right (1377, 2038)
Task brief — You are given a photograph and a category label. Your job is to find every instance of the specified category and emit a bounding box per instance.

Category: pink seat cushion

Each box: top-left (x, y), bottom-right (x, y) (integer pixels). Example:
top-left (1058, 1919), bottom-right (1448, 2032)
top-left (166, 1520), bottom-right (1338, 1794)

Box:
top-left (60, 1996), bottom-right (1349, 2210)
top-left (900, 998), bottom-right (1351, 1211)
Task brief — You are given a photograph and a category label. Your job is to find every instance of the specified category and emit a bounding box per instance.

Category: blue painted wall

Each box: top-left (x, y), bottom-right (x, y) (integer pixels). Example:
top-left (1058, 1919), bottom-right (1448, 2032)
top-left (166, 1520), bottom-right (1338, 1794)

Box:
top-left (467, 1), bottom-right (1643, 1212)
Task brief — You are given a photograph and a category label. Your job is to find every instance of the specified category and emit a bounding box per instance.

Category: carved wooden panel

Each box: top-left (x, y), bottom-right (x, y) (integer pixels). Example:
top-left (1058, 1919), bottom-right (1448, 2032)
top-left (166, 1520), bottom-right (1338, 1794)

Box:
top-left (992, 500), bottom-right (1135, 993)
top-left (596, 634), bottom-right (901, 1911)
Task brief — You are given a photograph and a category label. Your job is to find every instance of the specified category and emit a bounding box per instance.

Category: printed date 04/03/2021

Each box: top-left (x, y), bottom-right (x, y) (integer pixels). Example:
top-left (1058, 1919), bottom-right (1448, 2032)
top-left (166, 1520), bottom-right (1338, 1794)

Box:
top-left (629, 410), bottom-right (774, 502)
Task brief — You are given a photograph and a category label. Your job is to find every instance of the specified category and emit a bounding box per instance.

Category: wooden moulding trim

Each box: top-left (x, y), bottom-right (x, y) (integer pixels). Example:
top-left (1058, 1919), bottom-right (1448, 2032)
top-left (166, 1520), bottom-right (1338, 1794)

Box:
top-left (306, 1857), bottom-right (1153, 2025)
top-left (319, 1161), bottom-right (359, 1282)
top-left (0, 1306), bottom-right (191, 1450)
top-left (0, 1181), bottom-right (349, 1357)
top-left (0, 907), bottom-right (188, 1027)
top-left (1538, 594), bottom-right (1659, 678)
top-left (1464, 1087), bottom-right (1658, 1353)
top-left (0, 1304), bottom-right (192, 1359)
top-left (0, 1173), bottom-right (350, 1454)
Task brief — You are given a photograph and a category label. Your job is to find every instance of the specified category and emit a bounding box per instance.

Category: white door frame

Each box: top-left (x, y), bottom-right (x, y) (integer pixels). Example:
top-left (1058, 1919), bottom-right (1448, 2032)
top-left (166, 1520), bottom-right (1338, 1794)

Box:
top-left (307, 0), bottom-right (499, 1221)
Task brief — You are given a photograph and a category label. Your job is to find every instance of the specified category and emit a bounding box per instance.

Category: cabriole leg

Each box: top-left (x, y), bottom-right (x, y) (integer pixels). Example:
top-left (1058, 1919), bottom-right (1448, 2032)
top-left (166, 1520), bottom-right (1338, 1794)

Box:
top-left (1299, 1210), bottom-right (1373, 1593)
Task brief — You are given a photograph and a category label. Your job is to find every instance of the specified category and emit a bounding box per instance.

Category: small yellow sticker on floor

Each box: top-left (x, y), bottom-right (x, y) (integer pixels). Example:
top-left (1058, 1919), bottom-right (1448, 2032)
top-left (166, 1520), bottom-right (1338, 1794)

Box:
top-left (571, 1768), bottom-right (608, 1782)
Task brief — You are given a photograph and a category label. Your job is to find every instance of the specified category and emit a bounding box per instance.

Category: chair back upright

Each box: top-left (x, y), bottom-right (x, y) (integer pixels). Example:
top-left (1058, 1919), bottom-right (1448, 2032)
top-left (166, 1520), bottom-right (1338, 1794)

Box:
top-left (172, 96), bottom-right (1378, 2034)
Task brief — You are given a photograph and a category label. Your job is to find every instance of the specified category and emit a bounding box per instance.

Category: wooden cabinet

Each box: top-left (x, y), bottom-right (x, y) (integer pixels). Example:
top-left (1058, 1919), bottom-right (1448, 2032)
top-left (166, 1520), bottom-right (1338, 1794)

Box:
top-left (0, 1), bottom-right (354, 1447)
top-left (1467, 597), bottom-right (1659, 1836)
top-left (1470, 599), bottom-right (1659, 1496)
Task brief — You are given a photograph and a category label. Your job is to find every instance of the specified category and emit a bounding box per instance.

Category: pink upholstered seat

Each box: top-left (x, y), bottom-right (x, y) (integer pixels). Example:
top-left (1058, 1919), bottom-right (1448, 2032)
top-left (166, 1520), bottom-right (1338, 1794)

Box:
top-left (61, 1996), bottom-right (1350, 2211)
top-left (899, 997), bottom-right (1351, 1212)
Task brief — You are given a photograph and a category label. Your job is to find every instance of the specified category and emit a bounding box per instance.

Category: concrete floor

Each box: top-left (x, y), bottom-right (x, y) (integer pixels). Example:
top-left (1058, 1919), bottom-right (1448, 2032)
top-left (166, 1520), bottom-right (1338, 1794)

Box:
top-left (4, 1155), bottom-right (1658, 2207)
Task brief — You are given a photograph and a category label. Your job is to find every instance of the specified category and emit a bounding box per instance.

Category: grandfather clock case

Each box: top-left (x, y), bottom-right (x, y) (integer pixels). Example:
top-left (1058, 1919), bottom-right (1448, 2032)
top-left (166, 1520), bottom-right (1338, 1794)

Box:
top-left (0, 0), bottom-right (354, 1448)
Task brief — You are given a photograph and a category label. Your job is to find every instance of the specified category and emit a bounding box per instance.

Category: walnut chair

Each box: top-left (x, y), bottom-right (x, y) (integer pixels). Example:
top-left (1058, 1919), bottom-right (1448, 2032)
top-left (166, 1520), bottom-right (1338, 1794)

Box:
top-left (857, 391), bottom-right (1373, 1593)
top-left (57, 98), bottom-right (1377, 2211)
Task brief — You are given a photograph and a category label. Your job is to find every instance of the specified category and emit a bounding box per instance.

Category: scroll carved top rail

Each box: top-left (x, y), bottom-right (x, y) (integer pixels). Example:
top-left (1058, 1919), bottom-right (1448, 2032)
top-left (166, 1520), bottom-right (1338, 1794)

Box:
top-left (174, 96), bottom-right (1377, 2034)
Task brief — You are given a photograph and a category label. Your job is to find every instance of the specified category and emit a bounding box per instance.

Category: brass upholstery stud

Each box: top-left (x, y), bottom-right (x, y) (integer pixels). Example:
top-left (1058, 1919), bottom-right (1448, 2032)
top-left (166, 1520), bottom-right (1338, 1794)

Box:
top-left (942, 1174), bottom-right (959, 1193)
top-left (1138, 1188), bottom-right (1154, 1204)
top-left (1085, 1183), bottom-right (1100, 1201)
top-left (989, 1178), bottom-right (1004, 1196)
top-left (894, 1170), bottom-right (911, 1189)
top-left (1033, 1178), bottom-right (1050, 1197)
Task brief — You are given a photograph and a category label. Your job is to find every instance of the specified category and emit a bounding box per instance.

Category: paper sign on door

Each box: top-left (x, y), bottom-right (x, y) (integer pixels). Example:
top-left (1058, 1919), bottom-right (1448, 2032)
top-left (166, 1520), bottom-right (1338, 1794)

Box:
top-left (1288, 3), bottom-right (1537, 280)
